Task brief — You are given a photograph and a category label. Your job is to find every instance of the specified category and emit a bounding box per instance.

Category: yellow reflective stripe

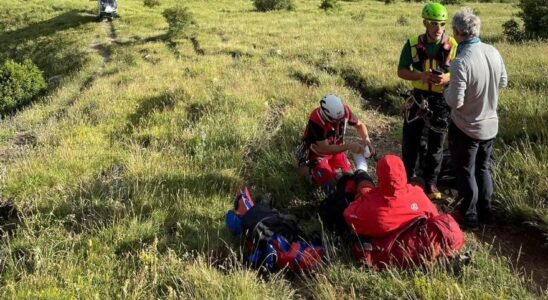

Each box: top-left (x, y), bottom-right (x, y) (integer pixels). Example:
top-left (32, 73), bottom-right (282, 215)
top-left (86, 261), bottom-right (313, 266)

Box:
top-left (409, 35), bottom-right (420, 61)
top-left (412, 81), bottom-right (445, 93)
top-left (449, 37), bottom-right (458, 60)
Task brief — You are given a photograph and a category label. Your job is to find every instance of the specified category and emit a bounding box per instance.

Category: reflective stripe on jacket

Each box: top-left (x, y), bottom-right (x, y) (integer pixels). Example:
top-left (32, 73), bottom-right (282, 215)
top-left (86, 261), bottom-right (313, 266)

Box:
top-left (409, 33), bottom-right (458, 93)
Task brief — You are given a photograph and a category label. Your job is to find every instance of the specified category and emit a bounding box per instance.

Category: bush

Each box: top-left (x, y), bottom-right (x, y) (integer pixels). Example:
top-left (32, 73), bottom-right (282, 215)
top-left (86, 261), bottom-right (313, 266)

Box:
top-left (320, 0), bottom-right (341, 11)
top-left (396, 15), bottom-right (410, 25)
top-left (441, 0), bottom-right (462, 4)
top-left (162, 6), bottom-right (197, 39)
top-left (0, 59), bottom-right (47, 114)
top-left (144, 0), bottom-right (160, 8)
top-left (252, 0), bottom-right (295, 12)
top-left (518, 0), bottom-right (548, 40)
top-left (502, 19), bottom-right (526, 42)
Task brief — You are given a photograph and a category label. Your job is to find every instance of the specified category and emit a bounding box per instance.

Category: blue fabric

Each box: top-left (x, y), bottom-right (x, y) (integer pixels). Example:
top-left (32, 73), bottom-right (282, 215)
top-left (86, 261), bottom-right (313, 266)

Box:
top-left (457, 37), bottom-right (481, 55)
top-left (225, 210), bottom-right (244, 236)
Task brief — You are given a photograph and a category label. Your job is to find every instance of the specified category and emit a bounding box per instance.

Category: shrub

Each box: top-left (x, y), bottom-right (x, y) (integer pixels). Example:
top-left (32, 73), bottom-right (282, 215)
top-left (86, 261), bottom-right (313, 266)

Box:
top-left (396, 15), bottom-right (410, 25)
top-left (0, 59), bottom-right (47, 114)
top-left (384, 0), bottom-right (395, 4)
top-left (320, 0), bottom-right (341, 11)
top-left (162, 6), bottom-right (197, 39)
top-left (518, 0), bottom-right (548, 40)
top-left (252, 0), bottom-right (295, 12)
top-left (502, 19), bottom-right (526, 42)
top-left (441, 0), bottom-right (463, 4)
top-left (144, 0), bottom-right (160, 8)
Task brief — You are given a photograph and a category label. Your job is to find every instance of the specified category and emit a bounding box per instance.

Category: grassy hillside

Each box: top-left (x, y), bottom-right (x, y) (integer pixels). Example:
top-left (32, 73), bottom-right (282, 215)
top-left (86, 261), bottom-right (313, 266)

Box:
top-left (0, 0), bottom-right (546, 298)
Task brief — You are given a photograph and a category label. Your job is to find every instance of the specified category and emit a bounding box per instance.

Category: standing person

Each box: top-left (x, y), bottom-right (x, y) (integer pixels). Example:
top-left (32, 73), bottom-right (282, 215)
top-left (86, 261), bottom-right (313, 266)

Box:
top-left (444, 8), bottom-right (507, 229)
top-left (397, 2), bottom-right (458, 200)
top-left (296, 94), bottom-right (374, 194)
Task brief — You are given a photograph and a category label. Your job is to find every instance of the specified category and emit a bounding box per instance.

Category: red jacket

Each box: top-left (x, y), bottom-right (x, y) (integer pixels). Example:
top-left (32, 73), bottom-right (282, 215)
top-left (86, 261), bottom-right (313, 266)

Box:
top-left (344, 155), bottom-right (439, 238)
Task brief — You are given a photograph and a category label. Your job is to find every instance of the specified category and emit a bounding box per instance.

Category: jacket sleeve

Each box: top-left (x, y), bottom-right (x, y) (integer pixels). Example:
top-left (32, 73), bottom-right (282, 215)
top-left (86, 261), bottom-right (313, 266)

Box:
top-left (499, 54), bottom-right (508, 89)
top-left (444, 57), bottom-right (468, 110)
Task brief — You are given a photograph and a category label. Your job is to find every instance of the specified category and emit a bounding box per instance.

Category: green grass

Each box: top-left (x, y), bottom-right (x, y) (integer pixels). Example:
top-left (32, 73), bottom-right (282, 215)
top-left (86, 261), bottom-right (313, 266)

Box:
top-left (0, 0), bottom-right (546, 297)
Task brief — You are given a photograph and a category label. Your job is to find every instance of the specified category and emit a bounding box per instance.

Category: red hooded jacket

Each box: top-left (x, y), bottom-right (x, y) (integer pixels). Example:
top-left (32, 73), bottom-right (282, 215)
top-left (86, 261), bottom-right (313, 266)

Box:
top-left (344, 155), bottom-right (439, 238)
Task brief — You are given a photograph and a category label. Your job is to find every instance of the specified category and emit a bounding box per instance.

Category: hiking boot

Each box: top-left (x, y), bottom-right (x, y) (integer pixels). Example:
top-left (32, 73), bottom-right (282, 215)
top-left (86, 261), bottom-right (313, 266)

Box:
top-left (426, 183), bottom-right (444, 200)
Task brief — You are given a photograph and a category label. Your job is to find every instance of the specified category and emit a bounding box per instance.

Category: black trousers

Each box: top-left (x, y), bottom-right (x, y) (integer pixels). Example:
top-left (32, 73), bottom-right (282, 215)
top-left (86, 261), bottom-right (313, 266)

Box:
top-left (401, 90), bottom-right (450, 185)
top-left (448, 122), bottom-right (494, 223)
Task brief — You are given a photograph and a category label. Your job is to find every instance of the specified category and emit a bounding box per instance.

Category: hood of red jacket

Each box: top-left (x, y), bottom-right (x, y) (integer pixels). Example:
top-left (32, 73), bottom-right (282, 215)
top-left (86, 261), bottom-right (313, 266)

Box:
top-left (377, 155), bottom-right (408, 197)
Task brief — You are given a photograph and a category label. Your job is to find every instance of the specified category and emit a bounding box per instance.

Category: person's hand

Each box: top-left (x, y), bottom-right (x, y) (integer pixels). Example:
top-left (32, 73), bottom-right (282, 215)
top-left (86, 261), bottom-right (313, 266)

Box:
top-left (347, 142), bottom-right (365, 154)
top-left (431, 73), bottom-right (449, 85)
top-left (363, 138), bottom-right (375, 158)
top-left (420, 71), bottom-right (432, 83)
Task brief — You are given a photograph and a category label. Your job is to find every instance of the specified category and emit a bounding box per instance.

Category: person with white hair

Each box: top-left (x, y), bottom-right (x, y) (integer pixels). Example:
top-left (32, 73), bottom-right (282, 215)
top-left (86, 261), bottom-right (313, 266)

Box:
top-left (444, 8), bottom-right (508, 229)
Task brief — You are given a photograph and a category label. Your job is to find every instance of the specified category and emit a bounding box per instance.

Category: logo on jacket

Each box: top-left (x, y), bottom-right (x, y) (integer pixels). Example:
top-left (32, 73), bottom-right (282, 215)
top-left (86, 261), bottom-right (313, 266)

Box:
top-left (410, 203), bottom-right (419, 211)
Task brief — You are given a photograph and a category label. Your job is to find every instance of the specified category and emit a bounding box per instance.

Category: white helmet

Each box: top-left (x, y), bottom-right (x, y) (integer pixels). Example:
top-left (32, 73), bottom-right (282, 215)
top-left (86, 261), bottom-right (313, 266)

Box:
top-left (320, 94), bottom-right (345, 122)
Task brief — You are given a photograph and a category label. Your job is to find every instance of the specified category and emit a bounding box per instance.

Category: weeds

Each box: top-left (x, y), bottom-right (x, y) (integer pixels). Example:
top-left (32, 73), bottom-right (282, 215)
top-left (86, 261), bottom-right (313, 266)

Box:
top-left (162, 6), bottom-right (197, 39)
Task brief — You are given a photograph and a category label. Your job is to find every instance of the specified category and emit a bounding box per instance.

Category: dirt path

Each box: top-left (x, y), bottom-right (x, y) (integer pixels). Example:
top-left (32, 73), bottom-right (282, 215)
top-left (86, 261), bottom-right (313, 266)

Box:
top-left (475, 225), bottom-right (548, 292)
top-left (89, 19), bottom-right (117, 64)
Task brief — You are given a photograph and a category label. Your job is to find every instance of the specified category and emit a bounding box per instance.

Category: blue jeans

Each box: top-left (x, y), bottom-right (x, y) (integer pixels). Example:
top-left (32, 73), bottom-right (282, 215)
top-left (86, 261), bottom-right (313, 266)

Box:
top-left (448, 122), bottom-right (494, 224)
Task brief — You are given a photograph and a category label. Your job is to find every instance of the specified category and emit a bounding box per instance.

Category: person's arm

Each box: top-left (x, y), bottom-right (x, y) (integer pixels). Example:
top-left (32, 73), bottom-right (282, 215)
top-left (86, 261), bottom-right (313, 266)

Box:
top-left (397, 40), bottom-right (432, 83)
top-left (398, 68), bottom-right (432, 83)
top-left (444, 58), bottom-right (467, 110)
top-left (499, 55), bottom-right (508, 88)
top-left (354, 120), bottom-right (375, 155)
top-left (311, 139), bottom-right (363, 155)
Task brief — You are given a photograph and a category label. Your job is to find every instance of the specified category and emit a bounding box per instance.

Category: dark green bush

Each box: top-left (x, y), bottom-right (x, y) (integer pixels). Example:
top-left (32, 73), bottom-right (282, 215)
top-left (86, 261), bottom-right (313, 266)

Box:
top-left (144, 0), bottom-right (160, 8)
top-left (0, 59), bottom-right (47, 114)
top-left (252, 0), bottom-right (295, 12)
top-left (162, 6), bottom-right (197, 39)
top-left (441, 0), bottom-right (463, 4)
top-left (518, 0), bottom-right (548, 39)
top-left (320, 0), bottom-right (341, 11)
top-left (502, 19), bottom-right (526, 42)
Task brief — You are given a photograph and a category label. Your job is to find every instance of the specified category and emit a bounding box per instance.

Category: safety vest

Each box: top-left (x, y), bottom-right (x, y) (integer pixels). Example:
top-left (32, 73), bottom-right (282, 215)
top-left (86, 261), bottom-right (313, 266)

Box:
top-left (409, 33), bottom-right (458, 93)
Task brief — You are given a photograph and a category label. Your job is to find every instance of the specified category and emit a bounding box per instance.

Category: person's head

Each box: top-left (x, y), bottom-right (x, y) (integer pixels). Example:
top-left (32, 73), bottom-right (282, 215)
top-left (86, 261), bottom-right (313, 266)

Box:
top-left (422, 2), bottom-right (448, 42)
top-left (452, 7), bottom-right (481, 43)
top-left (377, 155), bottom-right (408, 197)
top-left (319, 94), bottom-right (345, 123)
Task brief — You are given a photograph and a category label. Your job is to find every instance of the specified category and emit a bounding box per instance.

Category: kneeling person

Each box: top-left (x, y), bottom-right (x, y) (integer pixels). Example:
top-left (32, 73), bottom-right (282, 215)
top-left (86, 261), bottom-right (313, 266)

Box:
top-left (296, 94), bottom-right (374, 193)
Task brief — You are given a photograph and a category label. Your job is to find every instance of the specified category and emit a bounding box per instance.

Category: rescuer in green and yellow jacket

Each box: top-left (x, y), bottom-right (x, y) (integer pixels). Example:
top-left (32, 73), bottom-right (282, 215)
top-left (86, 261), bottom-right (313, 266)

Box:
top-left (397, 2), bottom-right (458, 200)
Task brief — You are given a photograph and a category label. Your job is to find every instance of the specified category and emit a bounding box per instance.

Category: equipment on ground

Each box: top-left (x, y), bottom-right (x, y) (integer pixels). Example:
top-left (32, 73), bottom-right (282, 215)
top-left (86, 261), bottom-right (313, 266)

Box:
top-left (225, 188), bottom-right (324, 272)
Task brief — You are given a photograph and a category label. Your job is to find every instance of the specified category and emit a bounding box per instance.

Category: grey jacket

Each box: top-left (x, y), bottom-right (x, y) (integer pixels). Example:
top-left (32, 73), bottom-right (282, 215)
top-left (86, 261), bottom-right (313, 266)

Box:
top-left (444, 41), bottom-right (508, 140)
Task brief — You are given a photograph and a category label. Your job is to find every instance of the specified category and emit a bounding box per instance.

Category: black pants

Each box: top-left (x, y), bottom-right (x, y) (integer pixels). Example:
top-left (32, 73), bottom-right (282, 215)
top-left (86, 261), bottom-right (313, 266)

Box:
top-left (402, 90), bottom-right (450, 185)
top-left (448, 122), bottom-right (494, 223)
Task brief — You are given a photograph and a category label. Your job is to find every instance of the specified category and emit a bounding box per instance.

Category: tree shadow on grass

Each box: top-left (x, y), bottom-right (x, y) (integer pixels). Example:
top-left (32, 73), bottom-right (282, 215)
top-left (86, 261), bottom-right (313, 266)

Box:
top-left (0, 10), bottom-right (97, 76)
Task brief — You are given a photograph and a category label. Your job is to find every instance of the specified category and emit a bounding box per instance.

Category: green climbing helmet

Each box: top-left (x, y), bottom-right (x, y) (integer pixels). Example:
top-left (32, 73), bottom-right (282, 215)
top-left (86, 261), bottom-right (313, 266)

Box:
top-left (422, 2), bottom-right (448, 21)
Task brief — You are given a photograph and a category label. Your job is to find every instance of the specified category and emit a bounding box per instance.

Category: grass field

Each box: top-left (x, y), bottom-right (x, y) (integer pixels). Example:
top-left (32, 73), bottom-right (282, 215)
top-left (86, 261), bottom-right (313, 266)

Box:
top-left (0, 0), bottom-right (546, 298)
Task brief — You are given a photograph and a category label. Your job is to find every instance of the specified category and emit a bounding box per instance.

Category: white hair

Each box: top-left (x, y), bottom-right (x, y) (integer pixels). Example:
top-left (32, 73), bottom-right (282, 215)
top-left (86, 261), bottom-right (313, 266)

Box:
top-left (452, 7), bottom-right (481, 38)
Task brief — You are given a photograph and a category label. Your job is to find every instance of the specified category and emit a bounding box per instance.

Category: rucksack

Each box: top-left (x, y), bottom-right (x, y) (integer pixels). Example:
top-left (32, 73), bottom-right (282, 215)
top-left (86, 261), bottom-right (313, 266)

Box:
top-left (353, 213), bottom-right (464, 269)
top-left (226, 188), bottom-right (324, 272)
